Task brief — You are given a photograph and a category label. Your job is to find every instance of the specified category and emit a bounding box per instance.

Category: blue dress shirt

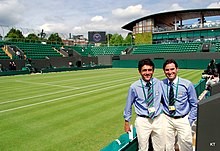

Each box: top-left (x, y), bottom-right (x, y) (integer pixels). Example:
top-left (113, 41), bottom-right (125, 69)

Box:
top-left (124, 77), bottom-right (163, 122)
top-left (161, 76), bottom-right (198, 125)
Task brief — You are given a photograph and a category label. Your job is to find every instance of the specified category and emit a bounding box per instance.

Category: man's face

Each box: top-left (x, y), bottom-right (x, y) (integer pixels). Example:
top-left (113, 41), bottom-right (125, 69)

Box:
top-left (139, 65), bottom-right (154, 82)
top-left (164, 63), bottom-right (178, 81)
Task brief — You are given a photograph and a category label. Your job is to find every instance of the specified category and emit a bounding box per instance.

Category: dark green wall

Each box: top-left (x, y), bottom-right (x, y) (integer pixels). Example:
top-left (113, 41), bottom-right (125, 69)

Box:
top-left (112, 59), bottom-right (220, 69)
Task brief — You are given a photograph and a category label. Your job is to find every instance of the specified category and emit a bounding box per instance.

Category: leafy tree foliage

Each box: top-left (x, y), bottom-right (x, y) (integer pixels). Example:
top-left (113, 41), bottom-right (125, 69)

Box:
top-left (5, 28), bottom-right (25, 41)
top-left (48, 33), bottom-right (63, 44)
top-left (4, 28), bottom-right (63, 44)
top-left (107, 33), bottom-right (136, 46)
top-left (26, 33), bottom-right (40, 43)
top-left (123, 33), bottom-right (133, 45)
top-left (109, 33), bottom-right (124, 46)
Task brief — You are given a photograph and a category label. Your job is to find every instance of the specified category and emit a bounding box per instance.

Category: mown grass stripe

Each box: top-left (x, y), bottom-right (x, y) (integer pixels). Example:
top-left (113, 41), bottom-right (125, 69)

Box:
top-left (0, 81), bottom-right (131, 113)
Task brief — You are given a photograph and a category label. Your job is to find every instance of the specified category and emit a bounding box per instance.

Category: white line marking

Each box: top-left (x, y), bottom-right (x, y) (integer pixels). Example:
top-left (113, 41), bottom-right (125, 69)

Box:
top-left (0, 76), bottom-right (138, 105)
top-left (0, 72), bottom-right (167, 112)
top-left (0, 71), bottom-right (130, 94)
top-left (15, 80), bottom-right (78, 89)
top-left (0, 82), bottom-right (130, 113)
top-left (47, 72), bottom-right (127, 84)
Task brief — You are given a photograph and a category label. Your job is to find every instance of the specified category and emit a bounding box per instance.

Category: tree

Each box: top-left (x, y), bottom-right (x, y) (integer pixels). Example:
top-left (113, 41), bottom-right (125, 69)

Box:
top-left (116, 34), bottom-right (124, 45)
top-left (48, 33), bottom-right (63, 44)
top-left (109, 33), bottom-right (117, 45)
top-left (26, 33), bottom-right (40, 43)
top-left (109, 33), bottom-right (124, 46)
top-left (5, 28), bottom-right (25, 42)
top-left (124, 33), bottom-right (133, 45)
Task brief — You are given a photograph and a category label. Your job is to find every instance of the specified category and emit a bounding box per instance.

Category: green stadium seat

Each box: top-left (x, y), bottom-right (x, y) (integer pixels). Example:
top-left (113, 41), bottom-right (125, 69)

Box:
top-left (132, 42), bottom-right (201, 54)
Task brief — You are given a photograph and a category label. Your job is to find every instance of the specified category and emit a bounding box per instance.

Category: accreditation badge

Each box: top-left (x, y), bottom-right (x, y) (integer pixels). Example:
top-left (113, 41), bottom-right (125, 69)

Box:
top-left (168, 106), bottom-right (176, 111)
top-left (148, 107), bottom-right (156, 113)
top-left (178, 92), bottom-right (183, 97)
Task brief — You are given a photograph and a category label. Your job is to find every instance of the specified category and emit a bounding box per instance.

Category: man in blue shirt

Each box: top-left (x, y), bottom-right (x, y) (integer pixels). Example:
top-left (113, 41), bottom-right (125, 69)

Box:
top-left (161, 59), bottom-right (198, 151)
top-left (124, 58), bottom-right (165, 151)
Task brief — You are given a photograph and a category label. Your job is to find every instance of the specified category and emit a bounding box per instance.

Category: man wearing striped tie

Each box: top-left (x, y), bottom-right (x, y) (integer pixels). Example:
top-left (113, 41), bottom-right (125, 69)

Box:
top-left (124, 58), bottom-right (165, 151)
top-left (161, 59), bottom-right (198, 151)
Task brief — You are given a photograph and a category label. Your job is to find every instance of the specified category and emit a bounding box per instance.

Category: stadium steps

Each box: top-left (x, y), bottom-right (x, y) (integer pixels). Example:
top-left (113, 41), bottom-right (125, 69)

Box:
top-left (51, 45), bottom-right (68, 57)
top-left (10, 42), bottom-right (63, 59)
top-left (0, 45), bottom-right (12, 59)
top-left (91, 46), bottom-right (129, 56)
top-left (68, 46), bottom-right (92, 56)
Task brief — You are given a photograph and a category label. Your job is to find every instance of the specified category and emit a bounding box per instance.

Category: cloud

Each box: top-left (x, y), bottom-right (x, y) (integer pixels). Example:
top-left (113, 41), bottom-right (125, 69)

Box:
top-left (91, 16), bottom-right (105, 22)
top-left (191, 0), bottom-right (217, 3)
top-left (71, 18), bottom-right (127, 38)
top-left (0, 0), bottom-right (24, 25)
top-left (162, 3), bottom-right (184, 12)
top-left (207, 2), bottom-right (220, 8)
top-left (44, 15), bottom-right (65, 22)
top-left (112, 4), bottom-right (150, 19)
top-left (39, 23), bottom-right (70, 37)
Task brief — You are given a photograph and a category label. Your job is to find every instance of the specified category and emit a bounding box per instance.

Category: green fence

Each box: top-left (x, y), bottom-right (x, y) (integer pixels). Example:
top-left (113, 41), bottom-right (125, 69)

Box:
top-left (194, 78), bottom-right (206, 97)
top-left (0, 70), bottom-right (30, 76)
top-left (101, 127), bottom-right (138, 151)
top-left (112, 59), bottom-right (214, 69)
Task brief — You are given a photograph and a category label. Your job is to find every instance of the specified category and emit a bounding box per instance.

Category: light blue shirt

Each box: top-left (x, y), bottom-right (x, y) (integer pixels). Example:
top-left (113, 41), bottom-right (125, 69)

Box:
top-left (124, 77), bottom-right (163, 122)
top-left (161, 76), bottom-right (198, 125)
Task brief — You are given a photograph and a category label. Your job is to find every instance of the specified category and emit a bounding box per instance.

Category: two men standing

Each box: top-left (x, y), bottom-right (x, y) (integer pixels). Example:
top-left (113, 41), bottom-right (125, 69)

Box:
top-left (124, 58), bottom-right (198, 151)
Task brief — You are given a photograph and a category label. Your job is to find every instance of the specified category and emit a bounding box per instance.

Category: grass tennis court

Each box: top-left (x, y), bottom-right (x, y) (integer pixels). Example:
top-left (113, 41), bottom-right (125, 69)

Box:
top-left (0, 68), bottom-right (203, 151)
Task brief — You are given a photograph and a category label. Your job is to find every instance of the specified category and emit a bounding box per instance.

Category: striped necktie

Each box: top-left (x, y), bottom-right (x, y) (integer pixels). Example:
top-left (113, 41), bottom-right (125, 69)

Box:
top-left (169, 82), bottom-right (175, 116)
top-left (146, 82), bottom-right (155, 119)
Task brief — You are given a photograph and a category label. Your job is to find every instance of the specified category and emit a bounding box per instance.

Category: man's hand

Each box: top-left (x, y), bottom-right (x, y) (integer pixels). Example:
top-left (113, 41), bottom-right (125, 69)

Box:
top-left (124, 121), bottom-right (131, 132)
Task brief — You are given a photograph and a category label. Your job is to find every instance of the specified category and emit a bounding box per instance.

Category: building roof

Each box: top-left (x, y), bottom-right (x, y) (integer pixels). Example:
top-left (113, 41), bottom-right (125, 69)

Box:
top-left (122, 8), bottom-right (220, 31)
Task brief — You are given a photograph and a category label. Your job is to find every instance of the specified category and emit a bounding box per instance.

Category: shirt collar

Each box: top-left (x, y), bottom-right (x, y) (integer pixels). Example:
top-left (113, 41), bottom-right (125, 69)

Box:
top-left (168, 76), bottom-right (178, 85)
top-left (141, 78), bottom-right (153, 86)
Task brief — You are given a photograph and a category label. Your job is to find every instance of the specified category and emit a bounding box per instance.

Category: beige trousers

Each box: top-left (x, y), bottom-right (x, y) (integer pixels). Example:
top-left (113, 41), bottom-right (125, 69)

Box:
top-left (135, 114), bottom-right (165, 151)
top-left (164, 114), bottom-right (193, 151)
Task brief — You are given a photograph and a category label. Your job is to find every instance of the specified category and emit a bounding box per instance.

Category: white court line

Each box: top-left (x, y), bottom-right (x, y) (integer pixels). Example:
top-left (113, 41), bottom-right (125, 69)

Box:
top-left (0, 71), bottom-right (129, 94)
top-left (21, 68), bottom-right (124, 80)
top-left (0, 81), bottom-right (130, 113)
top-left (15, 80), bottom-right (78, 89)
top-left (47, 72), bottom-right (127, 84)
top-left (0, 76), bottom-right (138, 105)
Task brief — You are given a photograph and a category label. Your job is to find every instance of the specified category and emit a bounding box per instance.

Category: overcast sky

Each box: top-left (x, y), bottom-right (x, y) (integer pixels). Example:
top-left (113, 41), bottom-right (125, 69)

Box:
top-left (0, 0), bottom-right (220, 38)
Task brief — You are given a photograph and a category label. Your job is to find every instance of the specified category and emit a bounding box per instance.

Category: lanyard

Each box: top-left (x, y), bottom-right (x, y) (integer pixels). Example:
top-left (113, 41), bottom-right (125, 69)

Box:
top-left (140, 79), bottom-right (154, 103)
top-left (167, 78), bottom-right (179, 99)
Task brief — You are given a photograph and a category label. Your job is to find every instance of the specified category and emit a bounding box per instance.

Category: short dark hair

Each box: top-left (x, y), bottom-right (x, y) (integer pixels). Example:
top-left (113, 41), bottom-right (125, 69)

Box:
top-left (138, 58), bottom-right (155, 72)
top-left (163, 59), bottom-right (178, 70)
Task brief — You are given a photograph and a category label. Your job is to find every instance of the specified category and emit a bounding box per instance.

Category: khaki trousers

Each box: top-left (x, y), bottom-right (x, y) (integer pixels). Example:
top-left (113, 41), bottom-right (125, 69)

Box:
top-left (164, 114), bottom-right (193, 151)
top-left (135, 114), bottom-right (165, 151)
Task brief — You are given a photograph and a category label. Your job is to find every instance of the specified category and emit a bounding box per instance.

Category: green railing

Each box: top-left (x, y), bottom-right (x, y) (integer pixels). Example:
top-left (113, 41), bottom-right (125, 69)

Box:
top-left (194, 79), bottom-right (206, 97)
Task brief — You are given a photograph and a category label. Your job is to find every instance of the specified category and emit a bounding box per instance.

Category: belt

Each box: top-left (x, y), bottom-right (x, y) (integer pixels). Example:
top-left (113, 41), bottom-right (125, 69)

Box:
top-left (137, 114), bottom-right (158, 119)
top-left (164, 112), bottom-right (187, 119)
top-left (137, 114), bottom-right (150, 118)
